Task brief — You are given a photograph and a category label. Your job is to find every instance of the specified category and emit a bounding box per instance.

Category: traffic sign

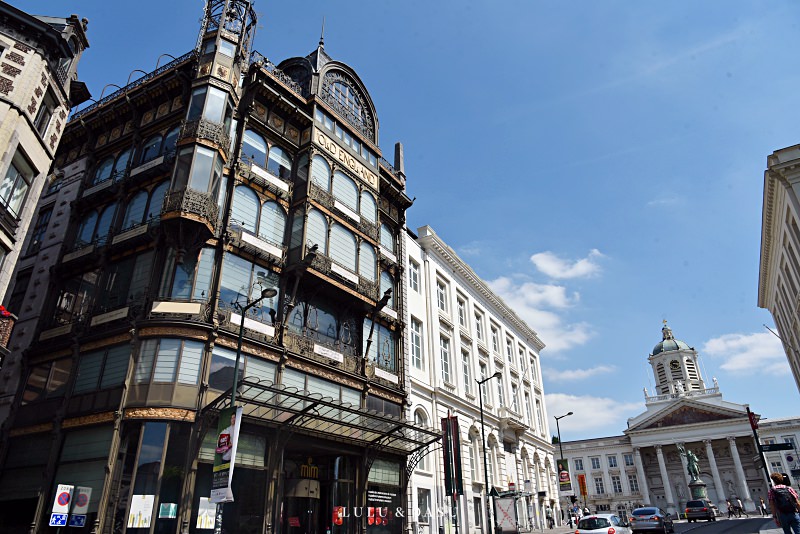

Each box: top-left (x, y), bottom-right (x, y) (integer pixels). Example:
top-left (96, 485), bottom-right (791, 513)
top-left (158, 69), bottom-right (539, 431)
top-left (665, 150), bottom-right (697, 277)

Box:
top-left (49, 513), bottom-right (68, 527)
top-left (51, 484), bottom-right (74, 515)
top-left (68, 514), bottom-right (87, 528)
top-left (71, 486), bottom-right (92, 515)
top-left (761, 443), bottom-right (793, 452)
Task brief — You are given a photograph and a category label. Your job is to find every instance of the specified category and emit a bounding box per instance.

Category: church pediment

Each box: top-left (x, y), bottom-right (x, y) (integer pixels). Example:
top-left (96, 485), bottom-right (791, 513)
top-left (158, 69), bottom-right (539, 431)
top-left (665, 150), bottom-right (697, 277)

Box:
top-left (627, 401), bottom-right (745, 433)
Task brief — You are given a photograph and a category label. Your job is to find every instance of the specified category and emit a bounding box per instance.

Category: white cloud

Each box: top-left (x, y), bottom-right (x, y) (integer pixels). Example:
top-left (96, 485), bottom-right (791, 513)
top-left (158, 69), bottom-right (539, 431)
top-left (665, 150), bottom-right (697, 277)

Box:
top-left (530, 249), bottom-right (605, 279)
top-left (487, 277), bottom-right (593, 353)
top-left (543, 365), bottom-right (616, 383)
top-left (701, 332), bottom-right (789, 375)
top-left (545, 393), bottom-right (644, 440)
top-left (646, 196), bottom-right (683, 208)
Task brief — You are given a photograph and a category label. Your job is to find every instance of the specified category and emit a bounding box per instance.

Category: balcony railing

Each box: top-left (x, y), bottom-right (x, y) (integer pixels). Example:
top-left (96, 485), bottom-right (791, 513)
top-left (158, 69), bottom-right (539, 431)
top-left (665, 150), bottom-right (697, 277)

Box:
top-left (161, 188), bottom-right (220, 235)
top-left (180, 118), bottom-right (231, 156)
top-left (645, 386), bottom-right (719, 403)
top-left (249, 51), bottom-right (308, 98)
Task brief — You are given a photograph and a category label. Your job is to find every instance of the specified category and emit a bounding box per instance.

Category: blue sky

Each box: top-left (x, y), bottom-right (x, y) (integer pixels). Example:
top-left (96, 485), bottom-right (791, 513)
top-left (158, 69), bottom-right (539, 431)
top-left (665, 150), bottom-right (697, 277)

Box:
top-left (20, 1), bottom-right (800, 440)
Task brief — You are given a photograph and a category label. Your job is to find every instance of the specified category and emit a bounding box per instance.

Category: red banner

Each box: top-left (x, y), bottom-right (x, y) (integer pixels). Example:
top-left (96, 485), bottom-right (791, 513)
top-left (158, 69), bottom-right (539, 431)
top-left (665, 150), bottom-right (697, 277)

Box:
top-left (577, 474), bottom-right (587, 497)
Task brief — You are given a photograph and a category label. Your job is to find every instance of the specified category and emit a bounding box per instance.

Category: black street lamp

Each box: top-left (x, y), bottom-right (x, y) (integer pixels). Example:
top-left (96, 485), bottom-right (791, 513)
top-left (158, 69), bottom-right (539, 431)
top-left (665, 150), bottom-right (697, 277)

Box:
top-left (477, 370), bottom-right (502, 534)
top-left (554, 412), bottom-right (573, 524)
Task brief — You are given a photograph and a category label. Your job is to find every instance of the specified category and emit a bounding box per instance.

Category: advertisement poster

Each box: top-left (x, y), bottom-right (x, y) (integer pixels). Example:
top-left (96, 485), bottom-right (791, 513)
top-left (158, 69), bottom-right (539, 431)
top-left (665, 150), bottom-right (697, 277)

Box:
top-left (159, 503), bottom-right (178, 519)
top-left (210, 406), bottom-right (243, 503)
top-left (127, 494), bottom-right (155, 528)
top-left (557, 458), bottom-right (572, 495)
top-left (197, 497), bottom-right (216, 529)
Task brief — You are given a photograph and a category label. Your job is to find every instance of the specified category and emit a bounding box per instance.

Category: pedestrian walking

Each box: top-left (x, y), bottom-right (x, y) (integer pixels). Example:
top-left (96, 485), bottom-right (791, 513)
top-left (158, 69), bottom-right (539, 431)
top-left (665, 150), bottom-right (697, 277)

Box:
top-left (769, 471), bottom-right (800, 534)
top-left (726, 500), bottom-right (735, 519)
top-left (736, 497), bottom-right (749, 517)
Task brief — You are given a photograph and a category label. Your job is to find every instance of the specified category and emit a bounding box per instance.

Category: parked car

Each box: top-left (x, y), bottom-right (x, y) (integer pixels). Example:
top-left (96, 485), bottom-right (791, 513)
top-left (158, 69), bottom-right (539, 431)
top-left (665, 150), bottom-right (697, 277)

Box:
top-left (576, 513), bottom-right (631, 534)
top-left (629, 507), bottom-right (674, 534)
top-left (685, 499), bottom-right (719, 522)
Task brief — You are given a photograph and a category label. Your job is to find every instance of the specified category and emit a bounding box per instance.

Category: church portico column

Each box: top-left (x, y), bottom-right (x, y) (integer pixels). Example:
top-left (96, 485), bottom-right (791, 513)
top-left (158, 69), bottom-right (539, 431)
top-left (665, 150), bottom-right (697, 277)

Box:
top-left (634, 448), bottom-right (650, 504)
top-left (727, 436), bottom-right (755, 511)
top-left (655, 445), bottom-right (676, 514)
top-left (704, 439), bottom-right (726, 503)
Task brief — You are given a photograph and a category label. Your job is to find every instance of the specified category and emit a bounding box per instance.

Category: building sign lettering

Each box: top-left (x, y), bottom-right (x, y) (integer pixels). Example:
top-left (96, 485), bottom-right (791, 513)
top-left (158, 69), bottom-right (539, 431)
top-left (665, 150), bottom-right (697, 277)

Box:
top-left (315, 130), bottom-right (378, 189)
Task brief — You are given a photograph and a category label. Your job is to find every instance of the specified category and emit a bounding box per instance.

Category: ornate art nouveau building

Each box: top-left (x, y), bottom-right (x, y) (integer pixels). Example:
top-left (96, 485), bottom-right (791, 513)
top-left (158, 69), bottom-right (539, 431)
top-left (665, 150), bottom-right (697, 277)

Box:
top-left (559, 324), bottom-right (797, 517)
top-left (0, 1), bottom-right (439, 532)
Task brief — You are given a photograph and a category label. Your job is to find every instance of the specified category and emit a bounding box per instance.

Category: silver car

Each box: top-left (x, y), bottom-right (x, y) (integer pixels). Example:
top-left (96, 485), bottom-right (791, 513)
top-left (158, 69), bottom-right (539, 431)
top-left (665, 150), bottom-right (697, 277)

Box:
top-left (629, 507), bottom-right (674, 534)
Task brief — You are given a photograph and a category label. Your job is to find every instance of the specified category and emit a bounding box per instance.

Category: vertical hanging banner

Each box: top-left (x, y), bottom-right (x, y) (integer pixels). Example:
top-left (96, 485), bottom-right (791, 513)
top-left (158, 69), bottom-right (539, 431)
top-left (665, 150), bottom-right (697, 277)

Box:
top-left (441, 415), bottom-right (464, 497)
top-left (577, 474), bottom-right (588, 498)
top-left (210, 406), bottom-right (243, 503)
top-left (557, 459), bottom-right (572, 495)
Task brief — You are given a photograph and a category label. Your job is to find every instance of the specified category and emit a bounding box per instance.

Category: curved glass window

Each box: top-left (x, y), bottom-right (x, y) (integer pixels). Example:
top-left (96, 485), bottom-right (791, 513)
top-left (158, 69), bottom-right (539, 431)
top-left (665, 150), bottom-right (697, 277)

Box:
top-left (163, 126), bottom-right (180, 157)
top-left (231, 185), bottom-right (259, 233)
top-left (94, 204), bottom-right (116, 245)
top-left (308, 301), bottom-right (337, 346)
top-left (121, 191), bottom-right (147, 230)
top-left (260, 201), bottom-right (285, 245)
top-left (330, 225), bottom-right (356, 272)
top-left (360, 191), bottom-right (377, 223)
top-left (93, 157), bottom-right (113, 185)
top-left (140, 135), bottom-right (162, 163)
top-left (267, 145), bottom-right (292, 180)
top-left (311, 155), bottom-right (330, 191)
top-left (363, 318), bottom-right (396, 372)
top-left (380, 224), bottom-right (394, 252)
top-left (242, 129), bottom-right (267, 166)
top-left (147, 181), bottom-right (169, 220)
top-left (76, 212), bottom-right (98, 246)
top-left (189, 146), bottom-right (215, 192)
top-left (332, 171), bottom-right (358, 211)
top-left (306, 209), bottom-right (328, 254)
top-left (113, 149), bottom-right (132, 180)
top-left (380, 271), bottom-right (394, 308)
top-left (332, 81), bottom-right (363, 117)
top-left (359, 242), bottom-right (376, 282)
top-left (164, 246), bottom-right (216, 300)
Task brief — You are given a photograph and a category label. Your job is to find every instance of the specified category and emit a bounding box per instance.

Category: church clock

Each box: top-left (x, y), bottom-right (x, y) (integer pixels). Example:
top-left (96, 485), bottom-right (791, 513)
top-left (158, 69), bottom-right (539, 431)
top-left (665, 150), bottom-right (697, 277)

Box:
top-left (669, 359), bottom-right (680, 371)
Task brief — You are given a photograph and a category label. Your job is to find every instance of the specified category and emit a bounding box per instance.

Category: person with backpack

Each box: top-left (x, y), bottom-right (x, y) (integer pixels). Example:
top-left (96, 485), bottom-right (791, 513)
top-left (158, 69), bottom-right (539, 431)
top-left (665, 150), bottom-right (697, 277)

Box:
top-left (769, 471), bottom-right (800, 534)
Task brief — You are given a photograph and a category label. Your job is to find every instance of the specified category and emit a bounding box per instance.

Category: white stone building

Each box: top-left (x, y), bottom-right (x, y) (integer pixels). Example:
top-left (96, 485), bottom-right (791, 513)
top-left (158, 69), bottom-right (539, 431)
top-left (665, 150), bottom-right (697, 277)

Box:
top-left (0, 3), bottom-right (89, 303)
top-left (559, 323), bottom-right (798, 518)
top-left (405, 226), bottom-right (557, 534)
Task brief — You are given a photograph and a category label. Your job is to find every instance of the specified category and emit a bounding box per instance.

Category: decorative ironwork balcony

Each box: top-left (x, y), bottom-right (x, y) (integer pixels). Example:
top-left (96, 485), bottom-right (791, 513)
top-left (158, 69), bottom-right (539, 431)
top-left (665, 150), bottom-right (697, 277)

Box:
top-left (227, 225), bottom-right (285, 266)
top-left (180, 118), bottom-right (231, 157)
top-left (0, 204), bottom-right (18, 235)
top-left (149, 297), bottom-right (212, 323)
top-left (282, 330), bottom-right (361, 374)
top-left (237, 160), bottom-right (291, 200)
top-left (161, 188), bottom-right (220, 236)
top-left (249, 51), bottom-right (308, 98)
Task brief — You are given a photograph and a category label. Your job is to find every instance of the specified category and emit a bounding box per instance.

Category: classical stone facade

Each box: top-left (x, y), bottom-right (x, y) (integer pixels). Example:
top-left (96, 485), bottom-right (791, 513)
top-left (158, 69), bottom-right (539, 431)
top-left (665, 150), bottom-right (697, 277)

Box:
top-left (559, 324), bottom-right (797, 518)
top-left (406, 226), bottom-right (556, 534)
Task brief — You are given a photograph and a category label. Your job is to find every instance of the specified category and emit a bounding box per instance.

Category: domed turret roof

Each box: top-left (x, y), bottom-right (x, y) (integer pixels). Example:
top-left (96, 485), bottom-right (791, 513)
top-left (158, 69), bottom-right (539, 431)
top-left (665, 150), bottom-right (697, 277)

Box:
top-left (652, 323), bottom-right (691, 355)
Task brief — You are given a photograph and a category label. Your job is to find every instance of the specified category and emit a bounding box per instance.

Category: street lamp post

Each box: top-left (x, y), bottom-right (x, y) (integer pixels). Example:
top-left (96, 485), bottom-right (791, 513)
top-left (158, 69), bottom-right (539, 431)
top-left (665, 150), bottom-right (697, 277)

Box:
top-left (554, 412), bottom-right (573, 526)
top-left (215, 284), bottom-right (277, 534)
top-left (477, 371), bottom-right (502, 534)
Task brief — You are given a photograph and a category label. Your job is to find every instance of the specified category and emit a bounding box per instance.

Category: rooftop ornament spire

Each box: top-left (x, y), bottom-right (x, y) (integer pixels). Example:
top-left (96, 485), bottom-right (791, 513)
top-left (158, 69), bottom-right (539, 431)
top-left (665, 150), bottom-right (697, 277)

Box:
top-left (662, 319), bottom-right (674, 341)
top-left (319, 17), bottom-right (325, 48)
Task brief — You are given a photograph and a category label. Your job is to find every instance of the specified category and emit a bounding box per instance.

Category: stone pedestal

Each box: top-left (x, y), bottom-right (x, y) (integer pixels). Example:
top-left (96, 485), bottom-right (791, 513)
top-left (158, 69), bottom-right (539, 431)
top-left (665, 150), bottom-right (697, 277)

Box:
top-left (689, 479), bottom-right (708, 500)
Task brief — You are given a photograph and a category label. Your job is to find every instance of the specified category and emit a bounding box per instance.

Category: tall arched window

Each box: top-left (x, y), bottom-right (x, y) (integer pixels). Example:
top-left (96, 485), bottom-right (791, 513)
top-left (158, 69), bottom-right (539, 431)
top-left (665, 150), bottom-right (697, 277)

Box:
top-left (306, 210), bottom-right (328, 254)
top-left (147, 181), bottom-right (169, 220)
top-left (94, 204), bottom-right (116, 245)
top-left (330, 225), bottom-right (356, 272)
top-left (76, 211), bottom-right (98, 246)
top-left (121, 191), bottom-right (147, 230)
top-left (332, 171), bottom-right (358, 211)
top-left (231, 185), bottom-right (259, 233)
top-left (163, 126), bottom-right (180, 156)
top-left (380, 224), bottom-right (394, 252)
top-left (414, 409), bottom-right (429, 471)
top-left (360, 191), bottom-right (376, 223)
top-left (267, 145), bottom-right (292, 180)
top-left (241, 129), bottom-right (267, 166)
top-left (358, 242), bottom-right (376, 282)
top-left (113, 149), bottom-right (132, 180)
top-left (260, 201), bottom-right (286, 245)
top-left (140, 134), bottom-right (163, 164)
top-left (311, 155), bottom-right (330, 191)
top-left (93, 157), bottom-right (113, 185)
top-left (380, 271), bottom-right (394, 308)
